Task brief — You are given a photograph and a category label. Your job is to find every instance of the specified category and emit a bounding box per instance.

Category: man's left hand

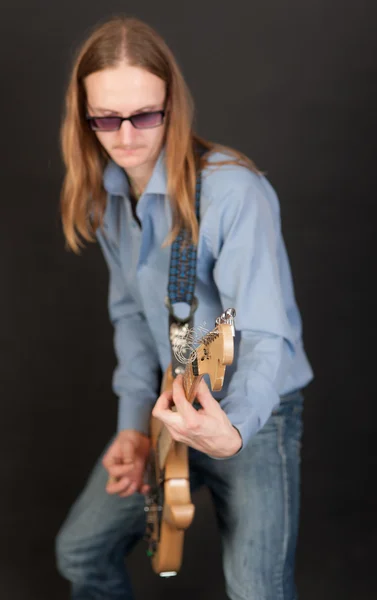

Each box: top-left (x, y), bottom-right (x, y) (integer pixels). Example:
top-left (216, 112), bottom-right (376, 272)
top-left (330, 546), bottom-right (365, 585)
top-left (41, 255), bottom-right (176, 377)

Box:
top-left (152, 375), bottom-right (242, 458)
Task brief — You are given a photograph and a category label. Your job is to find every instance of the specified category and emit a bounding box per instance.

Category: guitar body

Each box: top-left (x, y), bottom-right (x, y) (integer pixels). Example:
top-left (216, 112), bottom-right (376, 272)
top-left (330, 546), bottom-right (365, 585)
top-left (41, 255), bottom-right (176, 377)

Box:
top-left (144, 309), bottom-right (236, 576)
top-left (148, 366), bottom-right (195, 575)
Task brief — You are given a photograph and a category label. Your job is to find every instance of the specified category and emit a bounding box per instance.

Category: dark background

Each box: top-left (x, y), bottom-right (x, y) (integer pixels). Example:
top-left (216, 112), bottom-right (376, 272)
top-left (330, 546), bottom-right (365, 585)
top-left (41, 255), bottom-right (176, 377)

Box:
top-left (0, 1), bottom-right (376, 599)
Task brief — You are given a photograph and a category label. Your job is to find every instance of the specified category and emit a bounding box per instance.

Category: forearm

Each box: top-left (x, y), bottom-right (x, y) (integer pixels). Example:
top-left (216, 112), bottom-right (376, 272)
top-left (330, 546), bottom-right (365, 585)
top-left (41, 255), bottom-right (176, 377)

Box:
top-left (220, 332), bottom-right (292, 449)
top-left (112, 312), bottom-right (161, 435)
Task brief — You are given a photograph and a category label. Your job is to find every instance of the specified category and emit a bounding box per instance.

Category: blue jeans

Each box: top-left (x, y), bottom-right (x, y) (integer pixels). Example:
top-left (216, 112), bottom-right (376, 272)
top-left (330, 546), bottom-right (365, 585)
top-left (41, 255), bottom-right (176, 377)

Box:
top-left (56, 390), bottom-right (303, 600)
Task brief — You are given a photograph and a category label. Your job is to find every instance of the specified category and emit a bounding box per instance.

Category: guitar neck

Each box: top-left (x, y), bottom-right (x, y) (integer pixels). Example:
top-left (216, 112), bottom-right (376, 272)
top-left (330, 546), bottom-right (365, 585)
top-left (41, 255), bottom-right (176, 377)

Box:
top-left (157, 362), bottom-right (203, 470)
top-left (182, 362), bottom-right (203, 403)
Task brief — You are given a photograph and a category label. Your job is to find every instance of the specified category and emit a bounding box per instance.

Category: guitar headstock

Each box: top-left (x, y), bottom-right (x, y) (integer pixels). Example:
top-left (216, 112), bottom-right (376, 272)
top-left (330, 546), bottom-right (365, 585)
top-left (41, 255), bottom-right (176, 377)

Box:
top-left (194, 308), bottom-right (236, 391)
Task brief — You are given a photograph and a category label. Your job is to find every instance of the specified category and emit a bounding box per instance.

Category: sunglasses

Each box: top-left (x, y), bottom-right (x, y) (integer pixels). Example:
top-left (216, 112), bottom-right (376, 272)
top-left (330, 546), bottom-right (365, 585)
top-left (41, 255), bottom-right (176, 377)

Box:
top-left (86, 110), bottom-right (165, 132)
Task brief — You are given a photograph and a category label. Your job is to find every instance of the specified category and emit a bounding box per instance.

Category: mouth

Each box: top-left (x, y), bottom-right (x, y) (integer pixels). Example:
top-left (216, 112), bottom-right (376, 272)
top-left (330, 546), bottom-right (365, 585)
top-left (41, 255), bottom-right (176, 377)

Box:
top-left (114, 147), bottom-right (141, 153)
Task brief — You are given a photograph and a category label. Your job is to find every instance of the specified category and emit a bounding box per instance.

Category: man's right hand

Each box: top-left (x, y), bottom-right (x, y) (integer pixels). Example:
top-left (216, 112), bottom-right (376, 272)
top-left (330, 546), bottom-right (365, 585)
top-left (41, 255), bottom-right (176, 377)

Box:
top-left (102, 429), bottom-right (151, 497)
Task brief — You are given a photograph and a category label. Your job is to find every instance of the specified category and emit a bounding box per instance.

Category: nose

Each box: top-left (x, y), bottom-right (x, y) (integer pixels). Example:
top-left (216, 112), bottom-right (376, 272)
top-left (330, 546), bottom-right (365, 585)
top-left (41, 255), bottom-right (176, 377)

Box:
top-left (117, 119), bottom-right (136, 146)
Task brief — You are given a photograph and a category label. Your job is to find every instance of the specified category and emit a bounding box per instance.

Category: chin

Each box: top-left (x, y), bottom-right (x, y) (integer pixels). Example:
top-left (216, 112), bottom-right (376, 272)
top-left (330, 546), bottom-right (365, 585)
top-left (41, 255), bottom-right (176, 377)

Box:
top-left (112, 153), bottom-right (145, 170)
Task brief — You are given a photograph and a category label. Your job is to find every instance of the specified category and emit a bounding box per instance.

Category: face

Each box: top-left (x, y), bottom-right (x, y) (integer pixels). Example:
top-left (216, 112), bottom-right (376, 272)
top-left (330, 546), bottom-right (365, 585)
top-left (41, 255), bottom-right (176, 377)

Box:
top-left (84, 62), bottom-right (167, 179)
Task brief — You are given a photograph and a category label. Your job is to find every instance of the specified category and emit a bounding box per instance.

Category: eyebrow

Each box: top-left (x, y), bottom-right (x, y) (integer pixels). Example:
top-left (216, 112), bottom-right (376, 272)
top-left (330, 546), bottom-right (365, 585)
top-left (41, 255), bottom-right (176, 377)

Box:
top-left (88, 105), bottom-right (161, 116)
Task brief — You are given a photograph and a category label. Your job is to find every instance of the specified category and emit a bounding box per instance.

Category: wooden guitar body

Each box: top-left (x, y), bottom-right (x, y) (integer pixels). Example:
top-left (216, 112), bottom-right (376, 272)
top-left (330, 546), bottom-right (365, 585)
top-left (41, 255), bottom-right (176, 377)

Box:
top-left (148, 366), bottom-right (194, 575)
top-left (145, 309), bottom-right (236, 576)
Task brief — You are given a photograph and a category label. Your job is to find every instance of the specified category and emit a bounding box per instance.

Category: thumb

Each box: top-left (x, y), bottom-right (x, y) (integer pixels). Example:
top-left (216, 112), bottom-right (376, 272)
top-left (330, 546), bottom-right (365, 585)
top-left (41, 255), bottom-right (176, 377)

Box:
top-left (195, 378), bottom-right (217, 412)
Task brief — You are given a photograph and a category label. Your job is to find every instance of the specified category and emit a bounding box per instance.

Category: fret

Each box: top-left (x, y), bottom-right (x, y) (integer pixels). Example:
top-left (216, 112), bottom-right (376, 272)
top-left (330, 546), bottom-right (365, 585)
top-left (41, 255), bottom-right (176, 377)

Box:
top-left (183, 363), bottom-right (201, 403)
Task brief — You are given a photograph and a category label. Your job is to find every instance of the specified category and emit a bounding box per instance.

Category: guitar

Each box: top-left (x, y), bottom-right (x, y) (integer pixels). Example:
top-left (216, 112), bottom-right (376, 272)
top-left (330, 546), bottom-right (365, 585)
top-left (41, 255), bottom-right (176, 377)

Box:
top-left (145, 308), bottom-right (236, 577)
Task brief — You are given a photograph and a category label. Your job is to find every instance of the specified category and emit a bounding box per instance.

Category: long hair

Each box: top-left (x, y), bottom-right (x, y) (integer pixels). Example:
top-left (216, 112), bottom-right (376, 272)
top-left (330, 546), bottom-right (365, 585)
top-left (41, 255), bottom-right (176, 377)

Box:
top-left (60, 16), bottom-right (259, 252)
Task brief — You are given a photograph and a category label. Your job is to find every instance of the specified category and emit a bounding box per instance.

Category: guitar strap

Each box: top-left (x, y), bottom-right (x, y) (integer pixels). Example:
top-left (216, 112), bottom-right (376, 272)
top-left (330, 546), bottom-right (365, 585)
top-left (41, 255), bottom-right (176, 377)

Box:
top-left (165, 145), bottom-right (205, 377)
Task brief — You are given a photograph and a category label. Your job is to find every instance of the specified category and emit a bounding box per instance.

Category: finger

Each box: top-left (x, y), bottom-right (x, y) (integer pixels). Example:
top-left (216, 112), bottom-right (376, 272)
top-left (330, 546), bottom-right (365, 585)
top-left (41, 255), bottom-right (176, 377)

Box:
top-left (106, 476), bottom-right (132, 495)
top-left (197, 376), bottom-right (210, 394)
top-left (119, 481), bottom-right (150, 497)
top-left (172, 375), bottom-right (198, 419)
top-left (107, 463), bottom-right (134, 479)
top-left (153, 390), bottom-right (173, 413)
top-left (152, 405), bottom-right (182, 427)
top-left (152, 391), bottom-right (179, 421)
top-left (119, 481), bottom-right (138, 497)
top-left (140, 483), bottom-right (150, 495)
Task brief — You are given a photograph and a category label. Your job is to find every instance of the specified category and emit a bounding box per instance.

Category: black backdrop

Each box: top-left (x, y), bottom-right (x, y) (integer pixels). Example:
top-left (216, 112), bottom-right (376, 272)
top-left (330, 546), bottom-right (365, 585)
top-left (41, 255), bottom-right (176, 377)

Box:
top-left (0, 1), bottom-right (376, 599)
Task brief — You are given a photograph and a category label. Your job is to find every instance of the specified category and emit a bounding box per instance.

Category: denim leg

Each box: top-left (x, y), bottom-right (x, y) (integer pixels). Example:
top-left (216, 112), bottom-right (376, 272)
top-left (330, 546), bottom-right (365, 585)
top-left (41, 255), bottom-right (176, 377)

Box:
top-left (55, 442), bottom-right (146, 600)
top-left (56, 440), bottom-right (204, 600)
top-left (195, 391), bottom-right (303, 600)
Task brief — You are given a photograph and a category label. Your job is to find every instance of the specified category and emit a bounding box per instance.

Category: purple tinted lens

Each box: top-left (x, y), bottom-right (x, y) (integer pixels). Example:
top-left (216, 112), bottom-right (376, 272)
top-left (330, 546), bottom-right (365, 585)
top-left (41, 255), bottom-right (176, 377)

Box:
top-left (131, 111), bottom-right (163, 129)
top-left (90, 117), bottom-right (121, 131)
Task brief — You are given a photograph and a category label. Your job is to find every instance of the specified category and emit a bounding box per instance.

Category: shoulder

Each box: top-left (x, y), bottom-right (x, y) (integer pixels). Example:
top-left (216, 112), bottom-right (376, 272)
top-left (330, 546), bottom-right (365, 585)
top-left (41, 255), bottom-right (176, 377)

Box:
top-left (202, 150), bottom-right (259, 195)
top-left (200, 150), bottom-right (280, 220)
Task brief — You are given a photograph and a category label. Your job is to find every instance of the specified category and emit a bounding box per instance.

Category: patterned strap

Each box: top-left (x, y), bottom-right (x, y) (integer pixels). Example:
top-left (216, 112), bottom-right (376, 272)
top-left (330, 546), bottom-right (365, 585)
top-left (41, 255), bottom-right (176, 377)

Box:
top-left (166, 149), bottom-right (204, 376)
top-left (166, 172), bottom-right (202, 310)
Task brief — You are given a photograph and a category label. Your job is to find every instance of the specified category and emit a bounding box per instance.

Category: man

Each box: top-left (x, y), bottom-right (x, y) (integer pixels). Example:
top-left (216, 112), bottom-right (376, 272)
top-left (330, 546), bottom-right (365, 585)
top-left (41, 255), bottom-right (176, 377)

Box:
top-left (56, 15), bottom-right (313, 600)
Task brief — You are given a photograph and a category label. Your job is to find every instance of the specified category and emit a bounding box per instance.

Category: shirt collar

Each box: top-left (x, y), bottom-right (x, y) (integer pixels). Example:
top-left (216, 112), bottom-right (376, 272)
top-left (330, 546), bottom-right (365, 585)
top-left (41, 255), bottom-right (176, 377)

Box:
top-left (103, 148), bottom-right (168, 197)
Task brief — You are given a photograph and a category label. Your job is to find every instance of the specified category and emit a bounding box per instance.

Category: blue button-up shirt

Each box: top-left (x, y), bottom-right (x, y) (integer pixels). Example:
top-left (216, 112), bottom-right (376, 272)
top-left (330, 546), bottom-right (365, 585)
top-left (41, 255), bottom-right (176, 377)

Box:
top-left (96, 149), bottom-right (313, 449)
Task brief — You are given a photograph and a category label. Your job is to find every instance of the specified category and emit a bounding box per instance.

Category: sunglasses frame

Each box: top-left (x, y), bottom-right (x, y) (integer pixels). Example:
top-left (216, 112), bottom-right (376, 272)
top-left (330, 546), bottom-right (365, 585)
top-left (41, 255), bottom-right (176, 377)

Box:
top-left (86, 110), bottom-right (166, 132)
